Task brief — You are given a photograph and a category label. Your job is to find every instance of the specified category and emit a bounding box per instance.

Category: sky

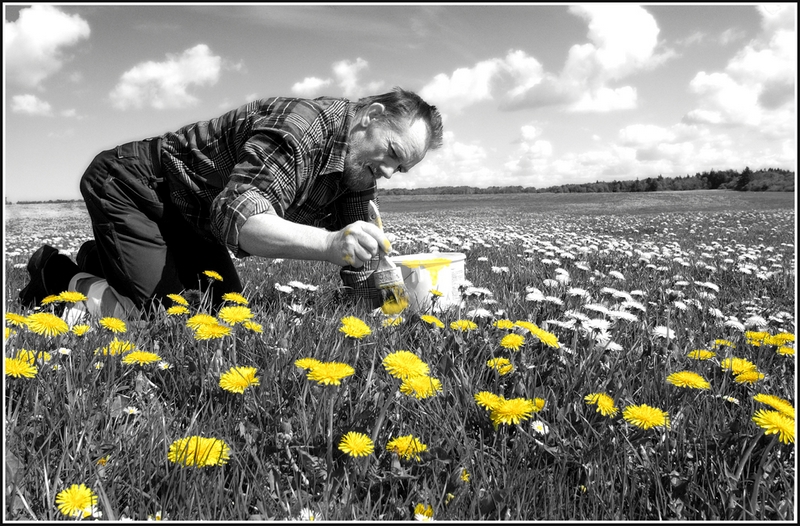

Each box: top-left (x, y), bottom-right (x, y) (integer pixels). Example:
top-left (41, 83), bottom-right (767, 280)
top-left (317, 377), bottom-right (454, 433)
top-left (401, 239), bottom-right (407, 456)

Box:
top-left (3, 2), bottom-right (797, 202)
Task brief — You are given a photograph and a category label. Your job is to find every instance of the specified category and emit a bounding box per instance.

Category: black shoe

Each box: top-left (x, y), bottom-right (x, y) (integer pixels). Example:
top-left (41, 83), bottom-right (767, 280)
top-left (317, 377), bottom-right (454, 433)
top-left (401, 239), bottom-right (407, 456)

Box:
top-left (19, 245), bottom-right (59, 308)
top-left (19, 245), bottom-right (80, 309)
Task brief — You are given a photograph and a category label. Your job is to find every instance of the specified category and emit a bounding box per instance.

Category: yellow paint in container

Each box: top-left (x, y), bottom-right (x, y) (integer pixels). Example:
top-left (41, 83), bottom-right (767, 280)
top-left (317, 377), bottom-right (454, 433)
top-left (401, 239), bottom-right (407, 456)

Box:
top-left (387, 252), bottom-right (466, 313)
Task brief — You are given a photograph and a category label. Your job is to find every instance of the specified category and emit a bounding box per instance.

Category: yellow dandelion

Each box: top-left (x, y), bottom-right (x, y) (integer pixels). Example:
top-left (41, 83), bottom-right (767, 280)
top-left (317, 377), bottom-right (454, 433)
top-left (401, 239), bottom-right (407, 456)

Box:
top-left (203, 270), bottom-right (223, 281)
top-left (41, 294), bottom-right (63, 305)
top-left (339, 316), bottom-right (371, 339)
top-left (460, 468), bottom-right (471, 483)
top-left (386, 435), bottom-right (428, 461)
top-left (218, 305), bottom-right (253, 325)
top-left (487, 357), bottom-right (514, 375)
top-left (167, 436), bottom-right (231, 467)
top-left (474, 391), bottom-right (504, 411)
top-left (499, 333), bottom-right (525, 351)
top-left (295, 357), bottom-right (323, 370)
top-left (622, 404), bottom-right (670, 430)
top-left (98, 316), bottom-right (127, 333)
top-left (420, 314), bottom-right (444, 328)
top-left (219, 366), bottom-right (260, 394)
top-left (720, 357), bottom-right (758, 375)
top-left (399, 375), bottom-right (442, 399)
top-left (186, 312), bottom-right (219, 330)
top-left (193, 322), bottom-right (232, 340)
top-left (5, 357), bottom-right (38, 378)
top-left (167, 293), bottom-right (189, 306)
top-left (687, 349), bottom-right (716, 360)
top-left (5, 312), bottom-right (28, 327)
top-left (584, 392), bottom-right (619, 417)
top-left (243, 320), bottom-right (263, 333)
top-left (450, 319), bottom-right (478, 332)
top-left (536, 328), bottom-right (560, 348)
top-left (776, 346), bottom-right (794, 357)
top-left (25, 312), bottom-right (69, 337)
top-left (712, 339), bottom-right (735, 349)
top-left (382, 316), bottom-right (403, 327)
top-left (493, 319), bottom-right (515, 330)
top-left (5, 327), bottom-right (15, 340)
top-left (414, 503), bottom-right (434, 519)
top-left (666, 371), bottom-right (711, 390)
top-left (753, 393), bottom-right (795, 420)
top-left (58, 291), bottom-right (87, 303)
top-left (166, 305), bottom-right (190, 316)
top-left (338, 431), bottom-right (374, 457)
top-left (770, 332), bottom-right (794, 344)
top-left (96, 338), bottom-right (137, 356)
top-left (734, 370), bottom-right (765, 385)
top-left (121, 350), bottom-right (162, 366)
top-left (745, 331), bottom-right (769, 346)
top-left (16, 349), bottom-right (52, 364)
top-left (72, 324), bottom-right (91, 336)
top-left (383, 350), bottom-right (429, 379)
top-left (515, 320), bottom-right (560, 348)
top-left (222, 292), bottom-right (249, 305)
top-left (490, 397), bottom-right (542, 426)
top-left (55, 483), bottom-right (99, 518)
top-left (307, 361), bottom-right (355, 386)
top-left (430, 289), bottom-right (443, 297)
top-left (752, 409), bottom-right (794, 444)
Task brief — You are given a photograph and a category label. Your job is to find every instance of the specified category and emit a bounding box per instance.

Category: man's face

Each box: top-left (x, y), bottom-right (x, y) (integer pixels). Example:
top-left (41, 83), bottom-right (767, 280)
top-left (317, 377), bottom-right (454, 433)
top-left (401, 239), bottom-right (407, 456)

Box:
top-left (343, 106), bottom-right (429, 192)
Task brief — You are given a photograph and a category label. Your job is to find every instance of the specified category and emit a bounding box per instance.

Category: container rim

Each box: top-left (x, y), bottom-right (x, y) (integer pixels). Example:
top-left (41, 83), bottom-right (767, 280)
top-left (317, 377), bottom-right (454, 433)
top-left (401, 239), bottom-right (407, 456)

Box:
top-left (389, 252), bottom-right (466, 262)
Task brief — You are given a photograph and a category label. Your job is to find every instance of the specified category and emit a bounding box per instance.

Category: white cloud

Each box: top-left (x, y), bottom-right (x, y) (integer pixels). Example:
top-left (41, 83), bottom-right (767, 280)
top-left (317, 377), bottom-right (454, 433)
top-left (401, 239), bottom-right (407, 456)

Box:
top-left (618, 124), bottom-right (676, 146)
top-left (291, 77), bottom-right (332, 97)
top-left (508, 5), bottom-right (665, 112)
top-left (684, 4), bottom-right (795, 134)
top-left (570, 86), bottom-right (637, 112)
top-left (109, 44), bottom-right (222, 110)
top-left (289, 58), bottom-right (383, 99)
top-left (332, 58), bottom-right (384, 98)
top-left (569, 5), bottom-right (660, 79)
top-left (11, 94), bottom-right (53, 116)
top-left (4, 5), bottom-right (90, 88)
top-left (419, 58), bottom-right (503, 114)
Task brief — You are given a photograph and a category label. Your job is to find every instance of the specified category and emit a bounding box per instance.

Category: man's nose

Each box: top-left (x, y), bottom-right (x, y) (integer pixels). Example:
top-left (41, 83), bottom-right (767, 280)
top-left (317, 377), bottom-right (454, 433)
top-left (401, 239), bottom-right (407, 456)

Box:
top-left (378, 164), bottom-right (397, 179)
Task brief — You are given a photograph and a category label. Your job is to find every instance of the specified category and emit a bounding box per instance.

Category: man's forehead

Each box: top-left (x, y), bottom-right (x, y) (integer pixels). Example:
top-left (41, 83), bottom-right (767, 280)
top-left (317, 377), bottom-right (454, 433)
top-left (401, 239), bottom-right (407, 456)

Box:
top-left (396, 118), bottom-right (429, 160)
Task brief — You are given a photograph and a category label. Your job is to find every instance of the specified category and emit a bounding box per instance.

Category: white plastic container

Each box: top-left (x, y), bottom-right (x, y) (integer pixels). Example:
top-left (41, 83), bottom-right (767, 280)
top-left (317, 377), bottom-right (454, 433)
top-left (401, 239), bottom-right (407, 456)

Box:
top-left (388, 252), bottom-right (466, 313)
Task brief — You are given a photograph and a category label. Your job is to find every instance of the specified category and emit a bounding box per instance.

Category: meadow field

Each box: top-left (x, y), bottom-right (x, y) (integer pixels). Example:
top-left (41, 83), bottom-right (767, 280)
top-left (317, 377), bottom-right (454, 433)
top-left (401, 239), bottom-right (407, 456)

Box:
top-left (3, 190), bottom-right (796, 521)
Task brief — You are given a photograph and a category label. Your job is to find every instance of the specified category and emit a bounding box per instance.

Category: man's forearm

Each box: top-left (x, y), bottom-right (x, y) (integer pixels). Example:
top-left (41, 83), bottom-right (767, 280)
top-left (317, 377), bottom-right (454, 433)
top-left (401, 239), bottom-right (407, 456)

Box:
top-left (239, 212), bottom-right (334, 262)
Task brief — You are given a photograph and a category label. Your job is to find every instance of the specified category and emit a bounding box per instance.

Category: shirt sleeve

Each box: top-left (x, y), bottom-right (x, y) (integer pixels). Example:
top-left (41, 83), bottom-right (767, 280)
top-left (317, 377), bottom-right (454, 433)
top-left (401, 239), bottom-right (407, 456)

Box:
top-left (209, 129), bottom-right (304, 257)
top-left (336, 184), bottom-right (382, 307)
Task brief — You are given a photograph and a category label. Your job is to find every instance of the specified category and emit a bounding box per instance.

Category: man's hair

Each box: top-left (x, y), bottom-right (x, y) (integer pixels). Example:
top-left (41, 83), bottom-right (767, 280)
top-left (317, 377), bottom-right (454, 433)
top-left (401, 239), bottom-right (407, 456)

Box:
top-left (353, 87), bottom-right (443, 151)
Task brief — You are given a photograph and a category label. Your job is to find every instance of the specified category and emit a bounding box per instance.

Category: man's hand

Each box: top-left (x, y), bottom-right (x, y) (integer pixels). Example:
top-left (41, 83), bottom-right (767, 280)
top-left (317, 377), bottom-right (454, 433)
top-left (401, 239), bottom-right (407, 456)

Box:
top-left (327, 221), bottom-right (391, 268)
top-left (239, 213), bottom-right (391, 268)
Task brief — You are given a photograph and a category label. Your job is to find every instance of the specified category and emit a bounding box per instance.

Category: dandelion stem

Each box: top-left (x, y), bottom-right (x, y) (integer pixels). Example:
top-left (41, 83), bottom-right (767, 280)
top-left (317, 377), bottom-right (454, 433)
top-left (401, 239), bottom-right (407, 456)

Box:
top-left (326, 396), bottom-right (334, 477)
top-left (748, 436), bottom-right (776, 518)
top-left (734, 433), bottom-right (763, 481)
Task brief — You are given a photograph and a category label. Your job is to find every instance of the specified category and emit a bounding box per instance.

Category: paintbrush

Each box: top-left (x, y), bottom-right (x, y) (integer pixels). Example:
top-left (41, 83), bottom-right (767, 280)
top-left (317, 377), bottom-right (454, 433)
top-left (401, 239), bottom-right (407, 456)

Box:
top-left (367, 200), bottom-right (410, 315)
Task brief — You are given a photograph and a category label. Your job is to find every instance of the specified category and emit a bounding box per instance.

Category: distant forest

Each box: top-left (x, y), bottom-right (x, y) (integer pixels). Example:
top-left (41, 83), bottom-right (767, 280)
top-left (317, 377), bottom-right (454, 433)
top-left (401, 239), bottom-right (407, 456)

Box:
top-left (382, 167), bottom-right (795, 196)
top-left (8, 167), bottom-right (795, 204)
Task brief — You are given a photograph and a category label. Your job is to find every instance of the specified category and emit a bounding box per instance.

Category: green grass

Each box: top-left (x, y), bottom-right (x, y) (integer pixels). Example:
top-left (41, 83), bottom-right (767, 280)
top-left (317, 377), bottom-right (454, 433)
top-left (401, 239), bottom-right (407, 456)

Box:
top-left (3, 192), bottom-right (796, 521)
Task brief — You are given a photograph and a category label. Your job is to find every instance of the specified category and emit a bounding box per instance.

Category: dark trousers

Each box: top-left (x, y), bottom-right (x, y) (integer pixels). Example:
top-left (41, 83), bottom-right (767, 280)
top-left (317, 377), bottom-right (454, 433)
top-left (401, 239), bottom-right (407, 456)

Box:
top-left (79, 138), bottom-right (242, 313)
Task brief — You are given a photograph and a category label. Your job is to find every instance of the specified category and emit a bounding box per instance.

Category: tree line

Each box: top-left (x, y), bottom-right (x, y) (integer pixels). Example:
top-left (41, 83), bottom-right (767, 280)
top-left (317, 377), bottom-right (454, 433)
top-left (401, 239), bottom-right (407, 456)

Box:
top-left (382, 167), bottom-right (794, 196)
top-left (9, 167), bottom-right (794, 204)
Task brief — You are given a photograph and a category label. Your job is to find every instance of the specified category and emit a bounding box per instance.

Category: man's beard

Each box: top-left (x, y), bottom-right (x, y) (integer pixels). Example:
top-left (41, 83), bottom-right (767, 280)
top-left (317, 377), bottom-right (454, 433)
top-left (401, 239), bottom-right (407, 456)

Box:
top-left (342, 150), bottom-right (374, 192)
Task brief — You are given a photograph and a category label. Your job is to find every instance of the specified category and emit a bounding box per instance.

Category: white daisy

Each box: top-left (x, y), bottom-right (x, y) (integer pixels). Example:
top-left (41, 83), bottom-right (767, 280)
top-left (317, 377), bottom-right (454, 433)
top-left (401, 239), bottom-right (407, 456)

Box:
top-left (652, 326), bottom-right (675, 339)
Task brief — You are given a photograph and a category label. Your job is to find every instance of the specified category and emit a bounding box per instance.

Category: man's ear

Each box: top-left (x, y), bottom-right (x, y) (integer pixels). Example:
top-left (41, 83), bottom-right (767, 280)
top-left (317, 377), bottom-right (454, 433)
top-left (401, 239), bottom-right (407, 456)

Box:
top-left (361, 102), bottom-right (385, 126)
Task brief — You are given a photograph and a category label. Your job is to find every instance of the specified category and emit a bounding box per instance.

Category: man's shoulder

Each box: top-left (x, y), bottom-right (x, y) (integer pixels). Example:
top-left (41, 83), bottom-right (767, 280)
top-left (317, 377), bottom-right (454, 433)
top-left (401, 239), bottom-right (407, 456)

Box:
top-left (253, 97), bottom-right (350, 137)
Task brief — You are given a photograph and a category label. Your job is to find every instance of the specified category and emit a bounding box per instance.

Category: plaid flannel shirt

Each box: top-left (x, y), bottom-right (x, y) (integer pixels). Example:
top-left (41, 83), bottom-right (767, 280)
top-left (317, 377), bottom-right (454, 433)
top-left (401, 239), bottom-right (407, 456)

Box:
top-left (158, 96), bottom-right (379, 302)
